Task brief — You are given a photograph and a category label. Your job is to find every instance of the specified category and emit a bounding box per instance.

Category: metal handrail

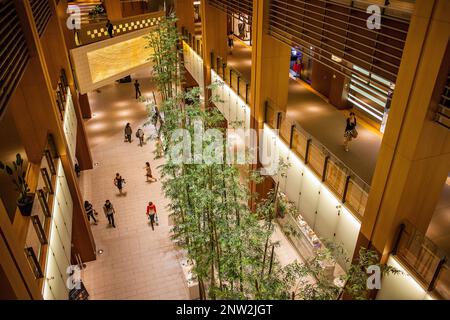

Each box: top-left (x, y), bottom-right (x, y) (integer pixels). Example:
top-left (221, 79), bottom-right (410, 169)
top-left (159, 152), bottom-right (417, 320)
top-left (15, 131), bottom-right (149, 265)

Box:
top-left (211, 51), bottom-right (250, 104)
top-left (393, 220), bottom-right (449, 299)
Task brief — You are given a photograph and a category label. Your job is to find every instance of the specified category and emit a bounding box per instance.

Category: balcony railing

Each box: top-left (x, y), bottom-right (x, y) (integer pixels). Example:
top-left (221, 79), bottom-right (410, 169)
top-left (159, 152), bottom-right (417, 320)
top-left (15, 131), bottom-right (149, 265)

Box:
top-left (24, 134), bottom-right (59, 280)
top-left (393, 221), bottom-right (449, 300)
top-left (211, 51), bottom-right (251, 105)
top-left (264, 100), bottom-right (370, 219)
top-left (181, 26), bottom-right (202, 57)
top-left (74, 11), bottom-right (164, 46)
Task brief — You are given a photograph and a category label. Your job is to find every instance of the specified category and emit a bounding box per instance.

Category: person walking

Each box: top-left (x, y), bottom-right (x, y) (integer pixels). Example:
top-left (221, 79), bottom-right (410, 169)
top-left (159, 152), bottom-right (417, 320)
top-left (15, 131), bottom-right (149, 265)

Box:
top-left (227, 31), bottom-right (234, 54)
top-left (106, 20), bottom-right (114, 38)
top-left (144, 162), bottom-right (157, 182)
top-left (84, 200), bottom-right (98, 225)
top-left (124, 123), bottom-right (132, 143)
top-left (103, 200), bottom-right (116, 228)
top-left (136, 128), bottom-right (145, 147)
top-left (134, 80), bottom-right (142, 99)
top-left (344, 112), bottom-right (358, 152)
top-left (114, 173), bottom-right (126, 195)
top-left (146, 201), bottom-right (158, 231)
top-left (155, 135), bottom-right (163, 158)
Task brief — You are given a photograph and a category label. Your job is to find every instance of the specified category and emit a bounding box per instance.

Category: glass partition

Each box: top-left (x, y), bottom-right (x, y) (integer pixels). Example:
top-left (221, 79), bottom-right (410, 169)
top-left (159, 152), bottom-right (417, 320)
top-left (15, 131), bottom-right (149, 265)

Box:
top-left (325, 159), bottom-right (347, 199)
top-left (213, 53), bottom-right (250, 105)
top-left (345, 177), bottom-right (368, 218)
top-left (291, 127), bottom-right (308, 161)
top-left (264, 103), bottom-right (277, 130)
top-left (307, 143), bottom-right (325, 178)
top-left (279, 114), bottom-right (291, 144)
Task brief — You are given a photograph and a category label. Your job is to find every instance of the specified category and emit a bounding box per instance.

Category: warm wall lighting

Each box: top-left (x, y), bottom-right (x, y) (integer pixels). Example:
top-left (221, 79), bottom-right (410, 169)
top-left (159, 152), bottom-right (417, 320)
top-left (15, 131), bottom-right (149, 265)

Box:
top-left (87, 36), bottom-right (153, 84)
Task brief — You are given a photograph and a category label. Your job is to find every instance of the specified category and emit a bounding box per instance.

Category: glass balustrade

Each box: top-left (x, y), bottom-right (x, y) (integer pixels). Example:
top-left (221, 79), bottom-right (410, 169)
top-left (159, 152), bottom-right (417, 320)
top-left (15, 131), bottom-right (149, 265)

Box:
top-left (394, 221), bottom-right (449, 300)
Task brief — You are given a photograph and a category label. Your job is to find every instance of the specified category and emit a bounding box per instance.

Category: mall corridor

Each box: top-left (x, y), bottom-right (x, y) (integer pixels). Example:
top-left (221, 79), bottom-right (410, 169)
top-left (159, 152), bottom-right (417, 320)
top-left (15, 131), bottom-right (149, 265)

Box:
top-left (76, 68), bottom-right (304, 299)
top-left (78, 70), bottom-right (189, 300)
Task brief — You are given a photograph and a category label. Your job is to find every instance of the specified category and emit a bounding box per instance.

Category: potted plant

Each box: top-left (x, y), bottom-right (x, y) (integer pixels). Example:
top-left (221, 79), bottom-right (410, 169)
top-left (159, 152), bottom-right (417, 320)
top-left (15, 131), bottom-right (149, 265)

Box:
top-left (0, 153), bottom-right (34, 216)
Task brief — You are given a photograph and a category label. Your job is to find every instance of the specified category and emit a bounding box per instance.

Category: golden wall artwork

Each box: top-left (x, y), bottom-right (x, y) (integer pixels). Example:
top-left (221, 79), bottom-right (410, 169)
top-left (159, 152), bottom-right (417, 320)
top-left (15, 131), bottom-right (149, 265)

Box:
top-left (87, 35), bottom-right (154, 84)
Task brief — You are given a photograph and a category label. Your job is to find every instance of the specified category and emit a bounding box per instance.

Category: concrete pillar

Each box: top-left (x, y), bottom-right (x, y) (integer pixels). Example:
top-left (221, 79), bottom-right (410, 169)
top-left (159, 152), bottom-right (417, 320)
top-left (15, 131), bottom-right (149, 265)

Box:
top-left (359, 0), bottom-right (450, 261)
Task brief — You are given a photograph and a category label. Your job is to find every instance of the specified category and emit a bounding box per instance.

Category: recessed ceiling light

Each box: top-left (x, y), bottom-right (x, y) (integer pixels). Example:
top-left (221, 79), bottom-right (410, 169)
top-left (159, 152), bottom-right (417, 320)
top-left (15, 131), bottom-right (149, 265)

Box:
top-left (98, 249), bottom-right (104, 254)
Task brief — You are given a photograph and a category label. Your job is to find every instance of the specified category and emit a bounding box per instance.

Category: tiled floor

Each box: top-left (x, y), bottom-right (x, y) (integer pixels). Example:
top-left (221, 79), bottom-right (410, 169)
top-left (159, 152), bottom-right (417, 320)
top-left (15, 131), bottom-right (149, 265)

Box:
top-left (79, 68), bottom-right (304, 299)
top-left (79, 69), bottom-right (189, 300)
top-left (227, 41), bottom-right (382, 185)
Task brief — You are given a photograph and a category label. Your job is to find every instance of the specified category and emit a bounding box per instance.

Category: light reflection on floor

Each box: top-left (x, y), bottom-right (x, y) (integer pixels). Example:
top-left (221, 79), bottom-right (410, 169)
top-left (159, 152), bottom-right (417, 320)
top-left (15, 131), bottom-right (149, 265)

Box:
top-left (85, 69), bottom-right (154, 149)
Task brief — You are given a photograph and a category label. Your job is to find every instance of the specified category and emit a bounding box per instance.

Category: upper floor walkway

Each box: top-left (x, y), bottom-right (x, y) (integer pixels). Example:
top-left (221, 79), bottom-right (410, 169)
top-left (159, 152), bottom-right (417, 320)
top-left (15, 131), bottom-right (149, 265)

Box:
top-left (223, 37), bottom-right (382, 186)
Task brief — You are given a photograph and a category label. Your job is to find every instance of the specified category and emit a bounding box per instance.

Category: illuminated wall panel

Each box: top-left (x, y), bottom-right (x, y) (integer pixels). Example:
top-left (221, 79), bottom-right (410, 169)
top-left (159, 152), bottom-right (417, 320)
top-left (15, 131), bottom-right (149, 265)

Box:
top-left (315, 187), bottom-right (340, 241)
top-left (285, 153), bottom-right (304, 208)
top-left (334, 206), bottom-right (360, 268)
top-left (183, 41), bottom-right (205, 93)
top-left (70, 28), bottom-right (155, 94)
top-left (63, 89), bottom-right (77, 166)
top-left (211, 70), bottom-right (251, 131)
top-left (298, 167), bottom-right (320, 228)
top-left (42, 161), bottom-right (74, 300)
top-left (376, 256), bottom-right (435, 300)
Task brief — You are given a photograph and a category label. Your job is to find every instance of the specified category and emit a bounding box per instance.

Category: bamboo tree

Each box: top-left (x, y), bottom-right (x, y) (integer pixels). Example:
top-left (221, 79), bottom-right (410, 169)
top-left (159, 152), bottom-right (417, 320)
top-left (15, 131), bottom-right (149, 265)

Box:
top-left (143, 13), bottom-right (399, 301)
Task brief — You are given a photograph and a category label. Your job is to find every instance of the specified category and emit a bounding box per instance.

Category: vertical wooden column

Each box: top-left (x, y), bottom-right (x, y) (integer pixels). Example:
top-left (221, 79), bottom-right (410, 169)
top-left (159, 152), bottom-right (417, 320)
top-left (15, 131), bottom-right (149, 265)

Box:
top-left (104, 0), bottom-right (122, 20)
top-left (250, 0), bottom-right (290, 131)
top-left (200, 0), bottom-right (228, 105)
top-left (249, 0), bottom-right (291, 208)
top-left (78, 93), bottom-right (92, 119)
top-left (359, 0), bottom-right (450, 261)
top-left (174, 0), bottom-right (195, 35)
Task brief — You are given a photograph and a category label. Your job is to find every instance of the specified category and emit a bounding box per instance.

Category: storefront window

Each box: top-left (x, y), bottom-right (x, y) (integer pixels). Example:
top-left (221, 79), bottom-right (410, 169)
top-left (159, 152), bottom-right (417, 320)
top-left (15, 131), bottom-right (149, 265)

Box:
top-left (349, 65), bottom-right (395, 128)
top-left (230, 13), bottom-right (251, 45)
top-left (290, 48), bottom-right (312, 84)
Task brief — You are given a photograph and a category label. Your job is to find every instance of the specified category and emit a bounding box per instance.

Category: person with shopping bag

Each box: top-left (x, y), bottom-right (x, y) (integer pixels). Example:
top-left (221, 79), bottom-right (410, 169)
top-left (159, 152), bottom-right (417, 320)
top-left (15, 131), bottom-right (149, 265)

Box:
top-left (146, 201), bottom-right (158, 231)
top-left (343, 112), bottom-right (358, 152)
top-left (103, 200), bottom-right (116, 228)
